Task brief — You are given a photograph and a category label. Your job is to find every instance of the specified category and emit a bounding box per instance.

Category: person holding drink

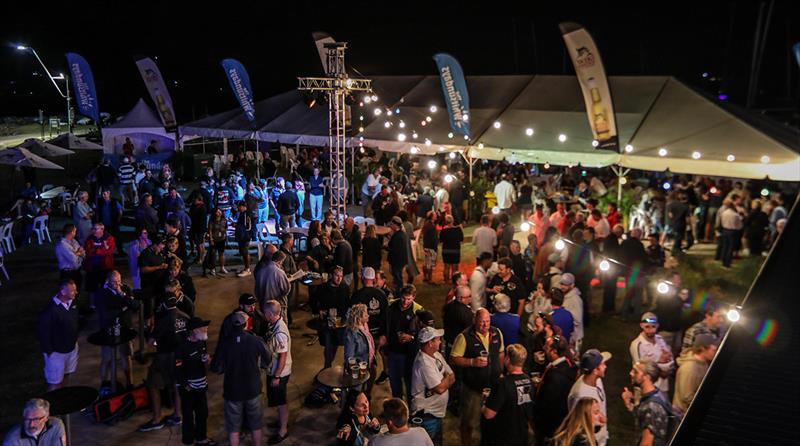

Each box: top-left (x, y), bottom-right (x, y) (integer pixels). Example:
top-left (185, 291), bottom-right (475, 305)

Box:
top-left (335, 391), bottom-right (381, 446)
top-left (313, 266), bottom-right (350, 368)
top-left (449, 308), bottom-right (505, 446)
top-left (385, 285), bottom-right (424, 401)
top-left (344, 304), bottom-right (377, 396)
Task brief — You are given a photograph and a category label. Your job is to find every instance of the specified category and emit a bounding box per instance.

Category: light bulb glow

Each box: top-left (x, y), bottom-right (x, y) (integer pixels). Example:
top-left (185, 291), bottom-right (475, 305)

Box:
top-left (663, 182), bottom-right (672, 190)
top-left (449, 152), bottom-right (456, 159)
top-left (761, 188), bottom-right (769, 197)
top-left (399, 121), bottom-right (406, 128)
top-left (493, 121), bottom-right (501, 129)
top-left (462, 114), bottom-right (469, 122)
top-left (761, 155), bottom-right (770, 164)
top-left (592, 140), bottom-right (599, 147)
top-left (526, 128), bottom-right (534, 136)
top-left (430, 105), bottom-right (438, 113)
top-left (398, 133), bottom-right (406, 142)
top-left (373, 108), bottom-right (382, 116)
top-left (428, 160), bottom-right (437, 169)
top-left (544, 162), bottom-right (550, 170)
top-left (658, 148), bottom-right (668, 157)
top-left (359, 126), bottom-right (365, 132)
top-left (710, 187), bottom-right (719, 194)
top-left (371, 94), bottom-right (378, 101)
top-left (463, 135), bottom-right (469, 140)
top-left (558, 134), bottom-right (567, 142)
top-left (619, 177), bottom-right (628, 185)
top-left (599, 260), bottom-right (610, 272)
top-left (447, 132), bottom-right (453, 139)
top-left (386, 110), bottom-right (393, 116)
top-left (425, 139), bottom-right (432, 146)
top-left (412, 132), bottom-right (418, 139)
top-left (410, 145), bottom-right (420, 154)
top-left (359, 147), bottom-right (365, 154)
top-left (421, 120), bottom-right (427, 126)
top-left (383, 121), bottom-right (391, 128)
top-left (425, 116), bottom-right (432, 122)
top-left (363, 96), bottom-right (372, 104)
top-left (555, 239), bottom-right (566, 251)
top-left (491, 206), bottom-right (500, 215)
top-left (727, 309), bottom-right (741, 322)
top-left (657, 282), bottom-right (670, 294)
top-left (520, 222), bottom-right (530, 232)
top-left (625, 144), bottom-right (634, 153)
top-left (478, 143), bottom-right (484, 149)
top-left (727, 154), bottom-right (735, 162)
top-left (692, 151), bottom-right (702, 160)
top-left (444, 174), bottom-right (454, 183)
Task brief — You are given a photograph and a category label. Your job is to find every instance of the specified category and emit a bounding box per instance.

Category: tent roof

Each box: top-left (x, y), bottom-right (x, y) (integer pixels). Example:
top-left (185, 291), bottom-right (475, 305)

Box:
top-left (180, 75), bottom-right (800, 181)
top-left (46, 133), bottom-right (105, 150)
top-left (108, 98), bottom-right (164, 129)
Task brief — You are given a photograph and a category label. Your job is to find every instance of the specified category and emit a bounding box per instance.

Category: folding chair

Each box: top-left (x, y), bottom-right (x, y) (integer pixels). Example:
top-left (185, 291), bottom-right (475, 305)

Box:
top-left (32, 215), bottom-right (51, 244)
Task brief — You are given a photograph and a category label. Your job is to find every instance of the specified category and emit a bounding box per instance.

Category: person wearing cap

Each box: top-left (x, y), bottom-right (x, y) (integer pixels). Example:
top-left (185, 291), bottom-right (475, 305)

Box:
top-left (622, 360), bottom-right (671, 446)
top-left (481, 344), bottom-right (535, 446)
top-left (680, 300), bottom-right (725, 359)
top-left (673, 333), bottom-right (717, 413)
top-left (175, 317), bottom-right (216, 446)
top-left (568, 349), bottom-right (612, 446)
top-left (350, 267), bottom-right (389, 353)
top-left (491, 294), bottom-right (521, 345)
top-left (263, 300), bottom-right (292, 444)
top-left (211, 310), bottom-right (270, 446)
top-left (559, 272), bottom-right (584, 353)
top-left (234, 201), bottom-right (253, 277)
top-left (630, 312), bottom-right (675, 394)
top-left (410, 326), bottom-right (454, 446)
top-left (277, 180), bottom-right (299, 230)
top-left (450, 308), bottom-right (505, 446)
top-left (387, 216), bottom-right (409, 295)
top-left (534, 334), bottom-right (579, 446)
top-left (138, 293), bottom-right (189, 432)
top-left (219, 293), bottom-right (267, 342)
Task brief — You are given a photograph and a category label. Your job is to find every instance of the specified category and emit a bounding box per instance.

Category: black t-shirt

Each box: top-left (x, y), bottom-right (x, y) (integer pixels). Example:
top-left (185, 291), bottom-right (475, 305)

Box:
top-left (350, 286), bottom-right (388, 337)
top-left (175, 337), bottom-right (209, 389)
top-left (138, 247), bottom-right (166, 291)
top-left (667, 201), bottom-right (689, 229)
top-left (151, 307), bottom-right (189, 354)
top-left (488, 274), bottom-right (528, 313)
top-left (484, 372), bottom-right (535, 446)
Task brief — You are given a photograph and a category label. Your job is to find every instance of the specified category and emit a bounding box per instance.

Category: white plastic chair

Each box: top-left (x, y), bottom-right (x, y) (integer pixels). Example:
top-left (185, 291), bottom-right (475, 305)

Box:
top-left (58, 192), bottom-right (75, 215)
top-left (32, 215), bottom-right (51, 244)
top-left (0, 249), bottom-right (9, 284)
top-left (353, 216), bottom-right (365, 225)
top-left (0, 222), bottom-right (15, 254)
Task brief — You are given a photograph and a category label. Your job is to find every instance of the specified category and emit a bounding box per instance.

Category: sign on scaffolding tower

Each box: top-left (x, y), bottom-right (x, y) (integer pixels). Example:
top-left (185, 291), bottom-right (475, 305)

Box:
top-left (298, 42), bottom-right (372, 222)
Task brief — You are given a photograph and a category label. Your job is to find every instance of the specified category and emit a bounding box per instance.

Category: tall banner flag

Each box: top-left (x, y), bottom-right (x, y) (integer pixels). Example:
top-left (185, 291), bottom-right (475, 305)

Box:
top-left (560, 22), bottom-right (619, 152)
top-left (65, 53), bottom-right (100, 123)
top-left (313, 31), bottom-right (336, 73)
top-left (433, 53), bottom-right (471, 138)
top-left (794, 43), bottom-right (800, 68)
top-left (221, 59), bottom-right (256, 123)
top-left (135, 58), bottom-right (177, 130)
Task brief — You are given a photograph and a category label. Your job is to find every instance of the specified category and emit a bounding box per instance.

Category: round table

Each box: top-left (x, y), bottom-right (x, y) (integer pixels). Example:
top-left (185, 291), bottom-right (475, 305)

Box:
top-left (358, 224), bottom-right (391, 236)
top-left (88, 327), bottom-right (137, 394)
top-left (37, 386), bottom-right (98, 446)
top-left (317, 365), bottom-right (371, 406)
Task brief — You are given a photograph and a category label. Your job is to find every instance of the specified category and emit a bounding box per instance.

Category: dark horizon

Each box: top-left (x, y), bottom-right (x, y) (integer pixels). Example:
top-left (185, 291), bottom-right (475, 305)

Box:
top-left (1, 2), bottom-right (798, 124)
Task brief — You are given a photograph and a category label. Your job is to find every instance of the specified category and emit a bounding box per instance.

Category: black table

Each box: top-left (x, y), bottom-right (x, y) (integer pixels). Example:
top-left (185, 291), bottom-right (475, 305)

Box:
top-left (37, 386), bottom-right (98, 446)
top-left (316, 365), bottom-right (371, 407)
top-left (88, 327), bottom-right (137, 394)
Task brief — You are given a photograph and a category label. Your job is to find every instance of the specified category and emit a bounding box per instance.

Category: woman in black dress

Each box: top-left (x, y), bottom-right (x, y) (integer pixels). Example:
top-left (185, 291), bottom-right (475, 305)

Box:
top-left (438, 214), bottom-right (464, 283)
top-left (361, 224), bottom-right (382, 271)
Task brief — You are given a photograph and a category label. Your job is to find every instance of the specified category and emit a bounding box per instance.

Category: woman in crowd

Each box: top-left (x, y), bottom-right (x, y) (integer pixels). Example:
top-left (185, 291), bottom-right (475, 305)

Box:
top-left (73, 190), bottom-right (94, 244)
top-left (128, 227), bottom-right (151, 295)
top-left (522, 310), bottom-right (558, 375)
top-left (361, 224), bottom-right (382, 272)
top-left (550, 397), bottom-right (606, 446)
top-left (205, 207), bottom-right (228, 276)
top-left (335, 391), bottom-right (380, 446)
top-left (438, 214), bottom-right (463, 284)
top-left (343, 304), bottom-right (377, 396)
top-left (420, 211), bottom-right (438, 283)
top-left (189, 195), bottom-right (207, 265)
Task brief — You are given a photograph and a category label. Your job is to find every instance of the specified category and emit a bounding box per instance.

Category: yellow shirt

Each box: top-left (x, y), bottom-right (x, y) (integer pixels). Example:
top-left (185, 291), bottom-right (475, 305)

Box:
top-left (450, 330), bottom-right (504, 358)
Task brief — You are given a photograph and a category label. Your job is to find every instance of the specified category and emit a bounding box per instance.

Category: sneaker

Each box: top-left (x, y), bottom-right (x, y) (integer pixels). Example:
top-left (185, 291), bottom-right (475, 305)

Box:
top-left (209, 269), bottom-right (216, 277)
top-left (375, 371), bottom-right (389, 384)
top-left (137, 419), bottom-right (165, 432)
top-left (164, 415), bottom-right (182, 426)
top-left (196, 439), bottom-right (218, 446)
top-left (220, 267), bottom-right (229, 274)
top-left (237, 269), bottom-right (252, 277)
top-left (268, 432), bottom-right (289, 445)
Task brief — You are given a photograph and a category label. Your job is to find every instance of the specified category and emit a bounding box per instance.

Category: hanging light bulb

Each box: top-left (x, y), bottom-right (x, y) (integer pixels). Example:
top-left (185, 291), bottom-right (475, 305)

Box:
top-left (410, 145), bottom-right (420, 154)
top-left (544, 162), bottom-right (550, 170)
top-left (426, 116), bottom-right (432, 122)
top-left (444, 174), bottom-right (454, 183)
top-left (478, 142), bottom-right (484, 149)
top-left (439, 146), bottom-right (446, 152)
top-left (599, 260), bottom-right (610, 272)
top-left (420, 120), bottom-right (427, 126)
top-left (462, 113), bottom-right (469, 122)
top-left (592, 140), bottom-right (599, 147)
top-left (491, 206), bottom-right (500, 215)
top-left (398, 133), bottom-right (407, 142)
top-left (726, 154), bottom-right (735, 162)
top-left (619, 177), bottom-right (628, 185)
top-left (520, 222), bottom-right (530, 232)
top-left (412, 132), bottom-right (419, 139)
top-left (692, 151), bottom-right (702, 160)
top-left (447, 132), bottom-right (453, 139)
top-left (395, 108), bottom-right (401, 114)
top-left (658, 148), bottom-right (668, 157)
top-left (383, 121), bottom-right (391, 128)
top-left (449, 152), bottom-right (456, 159)
top-left (657, 281), bottom-right (670, 294)
top-left (526, 128), bottom-right (534, 136)
top-left (625, 144), bottom-right (634, 153)
top-left (358, 126), bottom-right (365, 132)
top-left (373, 108), bottom-right (382, 116)
top-left (727, 307), bottom-right (741, 322)
top-left (386, 110), bottom-right (393, 116)
top-left (558, 134), bottom-right (567, 142)
top-left (663, 182), bottom-right (672, 190)
top-left (761, 188), bottom-right (769, 197)
top-left (428, 160), bottom-right (437, 169)
top-left (425, 139), bottom-right (432, 146)
top-left (399, 121), bottom-right (406, 129)
top-left (359, 115), bottom-right (364, 121)
top-left (463, 134), bottom-right (469, 140)
top-left (430, 105), bottom-right (438, 113)
top-left (359, 146), bottom-right (365, 154)
top-left (493, 121), bottom-right (501, 129)
top-left (760, 155), bottom-right (770, 164)
top-left (371, 94), bottom-right (378, 101)
top-left (363, 96), bottom-right (372, 104)
top-left (555, 239), bottom-right (566, 251)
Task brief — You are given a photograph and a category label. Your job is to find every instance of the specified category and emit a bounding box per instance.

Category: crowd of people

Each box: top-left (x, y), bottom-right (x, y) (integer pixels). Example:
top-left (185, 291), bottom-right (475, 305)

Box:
top-left (6, 145), bottom-right (794, 446)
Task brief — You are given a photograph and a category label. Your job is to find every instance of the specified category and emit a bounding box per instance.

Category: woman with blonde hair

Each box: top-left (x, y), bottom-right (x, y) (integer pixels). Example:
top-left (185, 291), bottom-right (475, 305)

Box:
top-left (550, 397), bottom-right (606, 446)
top-left (344, 303), bottom-right (376, 395)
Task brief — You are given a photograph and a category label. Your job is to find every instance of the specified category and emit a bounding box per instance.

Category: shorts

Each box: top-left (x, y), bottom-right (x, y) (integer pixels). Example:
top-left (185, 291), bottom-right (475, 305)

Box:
top-left (424, 248), bottom-right (437, 269)
top-left (459, 386), bottom-right (483, 427)
top-left (211, 240), bottom-right (226, 255)
top-left (101, 342), bottom-right (132, 362)
top-left (190, 231), bottom-right (206, 246)
top-left (237, 241), bottom-right (250, 255)
top-left (266, 375), bottom-right (290, 407)
top-left (146, 352), bottom-right (176, 390)
top-left (224, 396), bottom-right (263, 433)
top-left (43, 344), bottom-right (79, 385)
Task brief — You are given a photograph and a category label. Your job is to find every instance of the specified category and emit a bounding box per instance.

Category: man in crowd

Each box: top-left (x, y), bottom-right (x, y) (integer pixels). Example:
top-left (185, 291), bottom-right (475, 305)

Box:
top-left (263, 300), bottom-right (292, 444)
top-left (38, 280), bottom-right (80, 391)
top-left (717, 197), bottom-right (744, 268)
top-left (331, 229), bottom-right (354, 286)
top-left (136, 193), bottom-right (160, 238)
top-left (2, 399), bottom-right (66, 446)
top-left (219, 293), bottom-right (267, 341)
top-left (559, 273), bottom-right (584, 352)
top-left (601, 224), bottom-right (624, 313)
top-left (371, 398), bottom-right (433, 446)
top-left (95, 189), bottom-right (124, 256)
top-left (681, 301), bottom-right (725, 359)
top-left (470, 252), bottom-right (493, 311)
top-left (652, 272), bottom-right (688, 355)
top-left (493, 174), bottom-right (516, 214)
top-left (534, 334), bottom-right (578, 444)
top-left (622, 360), bottom-right (671, 446)
top-left (84, 222), bottom-right (116, 309)
top-left (486, 258), bottom-right (527, 315)
top-left (629, 312), bottom-right (675, 394)
top-left (138, 236), bottom-right (169, 323)
top-left (211, 311), bottom-right (269, 446)
top-left (387, 216), bottom-right (409, 295)
top-left (174, 317), bottom-right (215, 446)
top-left (620, 228), bottom-right (649, 322)
top-left (234, 201), bottom-right (253, 277)
top-left (411, 327), bottom-right (455, 446)
top-left (674, 333), bottom-right (717, 414)
top-left (96, 270), bottom-right (137, 390)
top-left (568, 349), bottom-right (612, 446)
top-left (667, 191), bottom-right (690, 255)
top-left (385, 285), bottom-right (423, 401)
top-left (342, 217), bottom-right (362, 289)
top-left (118, 156), bottom-right (137, 208)
top-left (472, 214), bottom-right (497, 262)
top-left (450, 308), bottom-right (505, 446)
top-left (482, 344), bottom-right (535, 446)
top-left (254, 251), bottom-right (291, 322)
top-left (277, 180), bottom-right (299, 230)
top-left (361, 167), bottom-right (382, 218)
top-left (350, 267), bottom-right (388, 355)
top-left (55, 224), bottom-right (85, 299)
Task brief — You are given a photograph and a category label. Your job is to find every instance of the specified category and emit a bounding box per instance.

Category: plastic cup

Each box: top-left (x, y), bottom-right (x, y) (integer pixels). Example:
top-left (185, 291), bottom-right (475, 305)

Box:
top-left (359, 361), bottom-right (368, 377)
top-left (411, 417), bottom-right (423, 426)
top-left (351, 364), bottom-right (360, 379)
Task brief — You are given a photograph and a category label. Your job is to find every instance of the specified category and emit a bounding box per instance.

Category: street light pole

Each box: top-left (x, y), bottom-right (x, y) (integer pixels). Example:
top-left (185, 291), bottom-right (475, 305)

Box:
top-left (17, 45), bottom-right (72, 131)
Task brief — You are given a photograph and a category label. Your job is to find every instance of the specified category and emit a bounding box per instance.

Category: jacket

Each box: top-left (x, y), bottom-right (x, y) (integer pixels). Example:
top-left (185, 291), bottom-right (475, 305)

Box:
top-left (344, 327), bottom-right (372, 365)
top-left (38, 299), bottom-right (79, 354)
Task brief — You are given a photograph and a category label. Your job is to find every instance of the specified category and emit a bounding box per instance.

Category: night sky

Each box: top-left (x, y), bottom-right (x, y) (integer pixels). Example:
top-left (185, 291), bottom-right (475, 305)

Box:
top-left (1, 2), bottom-right (798, 123)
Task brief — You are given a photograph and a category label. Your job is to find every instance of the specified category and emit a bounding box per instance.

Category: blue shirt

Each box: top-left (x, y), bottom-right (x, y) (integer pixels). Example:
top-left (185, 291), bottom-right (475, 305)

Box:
top-left (551, 307), bottom-right (574, 342)
top-left (491, 312), bottom-right (521, 345)
top-left (309, 175), bottom-right (325, 196)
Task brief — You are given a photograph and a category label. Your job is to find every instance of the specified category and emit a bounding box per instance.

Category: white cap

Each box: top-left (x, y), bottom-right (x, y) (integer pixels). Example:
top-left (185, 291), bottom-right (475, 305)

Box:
top-left (417, 327), bottom-right (444, 344)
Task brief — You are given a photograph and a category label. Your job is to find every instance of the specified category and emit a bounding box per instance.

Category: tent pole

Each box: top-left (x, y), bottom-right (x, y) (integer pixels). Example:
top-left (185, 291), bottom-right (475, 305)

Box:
top-left (256, 139), bottom-right (260, 180)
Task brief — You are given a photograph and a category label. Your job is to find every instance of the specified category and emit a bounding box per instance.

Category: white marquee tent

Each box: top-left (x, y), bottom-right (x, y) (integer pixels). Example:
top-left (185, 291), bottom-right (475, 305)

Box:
top-left (102, 98), bottom-right (176, 154)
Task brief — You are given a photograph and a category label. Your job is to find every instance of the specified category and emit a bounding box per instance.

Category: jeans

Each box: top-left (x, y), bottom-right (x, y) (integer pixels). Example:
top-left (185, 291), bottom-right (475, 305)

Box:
top-left (672, 226), bottom-right (685, 255)
top-left (391, 265), bottom-right (404, 297)
top-left (387, 352), bottom-right (413, 401)
top-left (280, 214), bottom-right (296, 230)
top-left (602, 272), bottom-right (617, 312)
top-left (310, 193), bottom-right (324, 221)
top-left (413, 415), bottom-right (443, 446)
top-left (296, 192), bottom-right (305, 225)
top-left (718, 229), bottom-right (736, 267)
top-left (322, 328), bottom-right (341, 369)
top-left (257, 207), bottom-right (269, 223)
top-left (180, 388), bottom-right (208, 445)
top-left (621, 277), bottom-right (644, 321)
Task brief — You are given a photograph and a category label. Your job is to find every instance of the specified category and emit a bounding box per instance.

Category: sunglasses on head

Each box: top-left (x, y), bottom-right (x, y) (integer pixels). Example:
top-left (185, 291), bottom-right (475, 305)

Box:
top-left (642, 318), bottom-right (658, 324)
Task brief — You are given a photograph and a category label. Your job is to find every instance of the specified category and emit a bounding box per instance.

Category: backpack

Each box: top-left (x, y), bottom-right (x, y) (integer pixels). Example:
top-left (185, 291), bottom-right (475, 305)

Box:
top-left (90, 384), bottom-right (149, 425)
top-left (303, 382), bottom-right (334, 408)
top-left (641, 391), bottom-right (681, 442)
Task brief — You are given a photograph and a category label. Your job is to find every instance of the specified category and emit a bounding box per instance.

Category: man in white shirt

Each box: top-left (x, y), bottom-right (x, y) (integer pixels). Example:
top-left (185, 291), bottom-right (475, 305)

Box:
top-left (361, 167), bottom-right (382, 217)
top-left (472, 215), bottom-right (497, 261)
top-left (469, 253), bottom-right (493, 311)
top-left (411, 327), bottom-right (455, 446)
top-left (568, 349), bottom-right (611, 446)
top-left (263, 300), bottom-right (292, 444)
top-left (371, 398), bottom-right (434, 446)
top-left (559, 273), bottom-right (584, 353)
top-left (493, 174), bottom-right (516, 212)
top-left (55, 223), bottom-right (85, 293)
top-left (587, 209), bottom-right (610, 240)
top-left (629, 312), bottom-right (674, 393)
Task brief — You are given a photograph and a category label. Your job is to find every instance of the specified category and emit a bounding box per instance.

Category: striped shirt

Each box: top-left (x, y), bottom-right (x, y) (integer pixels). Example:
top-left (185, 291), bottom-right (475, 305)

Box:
top-left (175, 338), bottom-right (209, 390)
top-left (118, 164), bottom-right (136, 185)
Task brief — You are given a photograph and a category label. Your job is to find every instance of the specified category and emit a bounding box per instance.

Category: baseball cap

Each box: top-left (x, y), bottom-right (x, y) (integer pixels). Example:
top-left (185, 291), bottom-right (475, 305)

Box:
top-left (163, 294), bottom-right (178, 308)
top-left (580, 349), bottom-right (612, 372)
top-left (547, 252), bottom-right (561, 264)
top-left (362, 267), bottom-right (376, 280)
top-left (693, 333), bottom-right (719, 348)
top-left (239, 293), bottom-right (257, 305)
top-left (231, 311), bottom-right (248, 327)
top-left (187, 317), bottom-right (211, 330)
top-left (391, 216), bottom-right (403, 226)
top-left (641, 312), bottom-right (659, 324)
top-left (417, 327), bottom-right (444, 344)
top-left (560, 273), bottom-right (575, 286)
top-left (416, 310), bottom-right (435, 327)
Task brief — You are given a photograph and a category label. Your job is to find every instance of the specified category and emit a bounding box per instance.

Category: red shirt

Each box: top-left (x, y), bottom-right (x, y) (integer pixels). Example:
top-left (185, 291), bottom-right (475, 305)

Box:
top-left (84, 234), bottom-right (116, 271)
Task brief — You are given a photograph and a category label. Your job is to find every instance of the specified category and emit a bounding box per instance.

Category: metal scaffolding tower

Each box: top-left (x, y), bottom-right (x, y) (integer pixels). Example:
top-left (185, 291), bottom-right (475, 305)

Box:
top-left (298, 42), bottom-right (372, 221)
